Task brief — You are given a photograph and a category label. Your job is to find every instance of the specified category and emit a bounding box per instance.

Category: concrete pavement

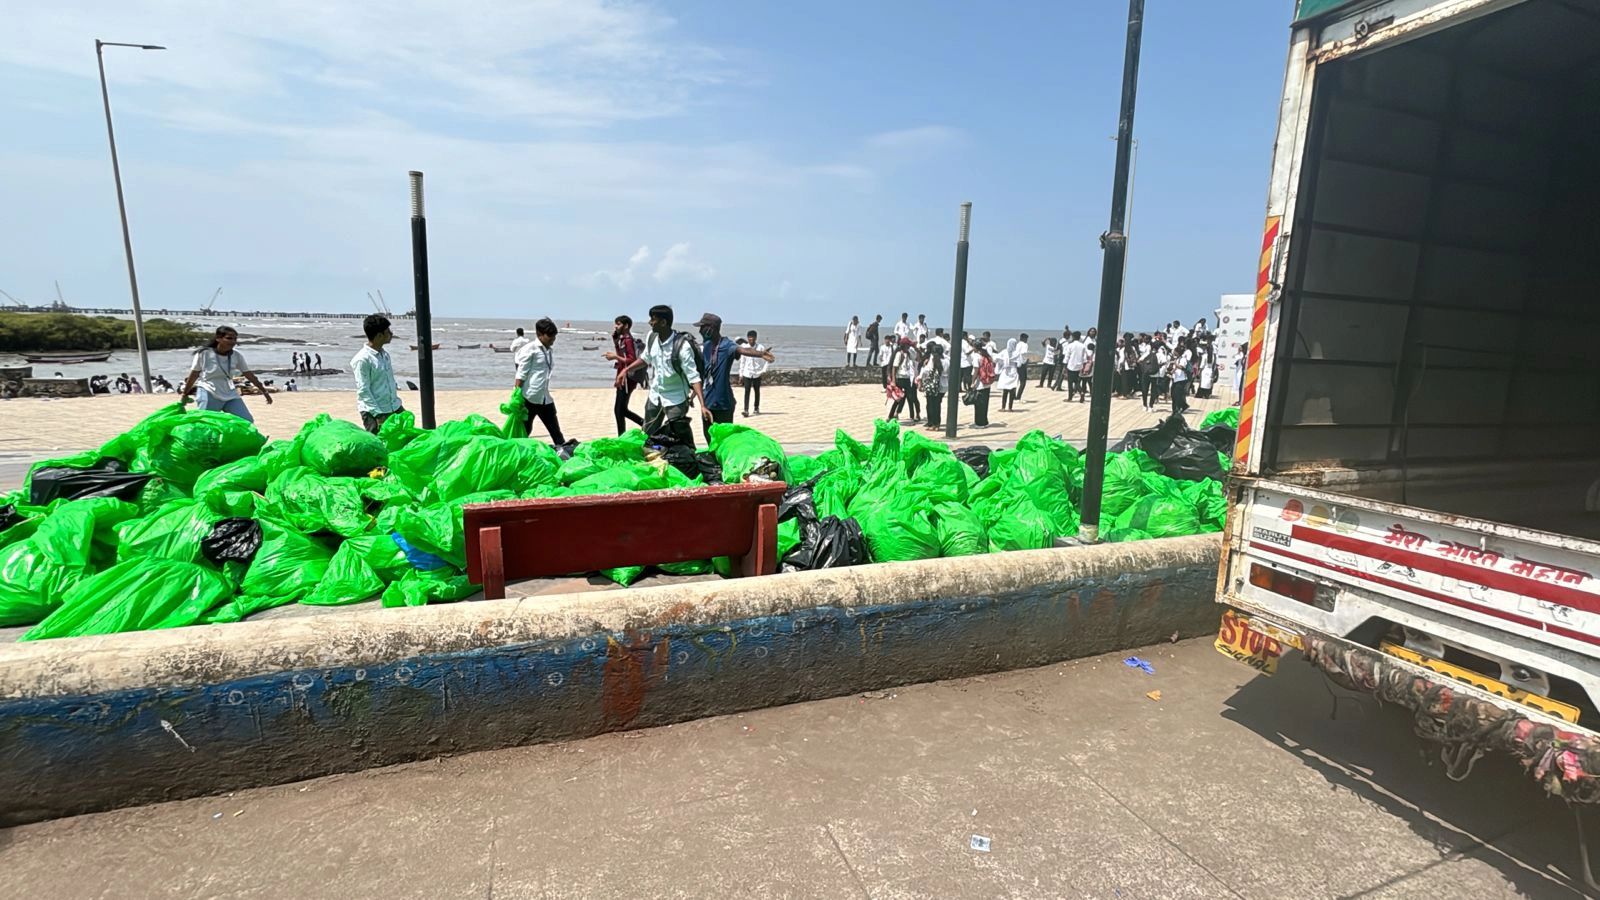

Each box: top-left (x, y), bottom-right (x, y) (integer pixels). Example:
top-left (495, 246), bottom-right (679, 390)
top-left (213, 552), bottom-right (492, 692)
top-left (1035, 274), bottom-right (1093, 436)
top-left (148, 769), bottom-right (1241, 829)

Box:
top-left (3, 637), bottom-right (1590, 899)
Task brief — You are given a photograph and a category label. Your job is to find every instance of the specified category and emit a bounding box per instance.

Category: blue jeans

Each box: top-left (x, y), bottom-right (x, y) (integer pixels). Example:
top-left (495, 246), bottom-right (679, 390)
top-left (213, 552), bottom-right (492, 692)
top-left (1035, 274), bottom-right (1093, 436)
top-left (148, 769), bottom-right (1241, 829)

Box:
top-left (195, 389), bottom-right (254, 422)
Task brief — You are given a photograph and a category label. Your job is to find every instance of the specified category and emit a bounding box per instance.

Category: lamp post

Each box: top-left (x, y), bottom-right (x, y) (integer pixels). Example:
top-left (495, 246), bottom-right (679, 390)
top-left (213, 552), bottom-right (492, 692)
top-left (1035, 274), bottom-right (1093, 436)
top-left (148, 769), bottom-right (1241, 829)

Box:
top-left (96, 39), bottom-right (164, 393)
top-left (1110, 135), bottom-right (1139, 306)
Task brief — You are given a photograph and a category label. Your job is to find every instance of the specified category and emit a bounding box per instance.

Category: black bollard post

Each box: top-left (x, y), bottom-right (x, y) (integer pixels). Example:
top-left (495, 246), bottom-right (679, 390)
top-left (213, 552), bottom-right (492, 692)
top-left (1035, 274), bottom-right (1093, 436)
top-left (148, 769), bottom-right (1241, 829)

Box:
top-left (408, 170), bottom-right (436, 429)
top-left (944, 202), bottom-right (971, 439)
top-left (1079, 0), bottom-right (1144, 542)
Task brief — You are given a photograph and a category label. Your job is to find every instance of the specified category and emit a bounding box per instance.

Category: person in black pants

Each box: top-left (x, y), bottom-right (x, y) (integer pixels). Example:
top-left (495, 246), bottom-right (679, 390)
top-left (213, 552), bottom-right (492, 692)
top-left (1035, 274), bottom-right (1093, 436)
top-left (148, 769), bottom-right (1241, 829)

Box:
top-left (864, 315), bottom-right (882, 366)
top-left (515, 317), bottom-right (566, 445)
top-left (922, 343), bottom-right (944, 431)
top-left (603, 315), bottom-right (646, 434)
top-left (739, 330), bottom-right (767, 417)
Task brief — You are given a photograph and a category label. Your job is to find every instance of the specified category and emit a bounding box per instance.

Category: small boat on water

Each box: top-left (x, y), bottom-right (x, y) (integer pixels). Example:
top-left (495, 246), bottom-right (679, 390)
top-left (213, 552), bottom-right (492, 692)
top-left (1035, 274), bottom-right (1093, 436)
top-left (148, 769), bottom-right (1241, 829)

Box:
top-left (489, 344), bottom-right (514, 353)
top-left (581, 345), bottom-right (599, 351)
top-left (409, 343), bottom-right (442, 351)
top-left (456, 343), bottom-right (481, 349)
top-left (21, 351), bottom-right (113, 364)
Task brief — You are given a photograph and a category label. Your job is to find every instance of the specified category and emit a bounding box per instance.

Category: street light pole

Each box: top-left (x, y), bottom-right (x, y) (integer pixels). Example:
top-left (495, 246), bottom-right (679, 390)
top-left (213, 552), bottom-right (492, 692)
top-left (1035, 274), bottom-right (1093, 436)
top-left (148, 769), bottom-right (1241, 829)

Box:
top-left (96, 39), bottom-right (164, 394)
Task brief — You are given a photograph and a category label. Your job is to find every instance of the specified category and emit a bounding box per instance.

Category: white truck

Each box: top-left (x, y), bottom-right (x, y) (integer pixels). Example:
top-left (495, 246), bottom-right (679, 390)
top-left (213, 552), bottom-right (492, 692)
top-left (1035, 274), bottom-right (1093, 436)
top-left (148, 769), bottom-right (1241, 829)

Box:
top-left (1217, 0), bottom-right (1600, 829)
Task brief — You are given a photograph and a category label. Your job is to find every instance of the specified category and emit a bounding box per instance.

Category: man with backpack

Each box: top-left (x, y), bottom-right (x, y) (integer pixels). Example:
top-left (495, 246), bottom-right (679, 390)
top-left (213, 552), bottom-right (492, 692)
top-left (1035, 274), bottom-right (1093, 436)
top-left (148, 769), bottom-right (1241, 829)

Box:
top-left (603, 314), bottom-right (646, 435)
top-left (616, 305), bottom-right (707, 449)
top-left (692, 312), bottom-right (775, 443)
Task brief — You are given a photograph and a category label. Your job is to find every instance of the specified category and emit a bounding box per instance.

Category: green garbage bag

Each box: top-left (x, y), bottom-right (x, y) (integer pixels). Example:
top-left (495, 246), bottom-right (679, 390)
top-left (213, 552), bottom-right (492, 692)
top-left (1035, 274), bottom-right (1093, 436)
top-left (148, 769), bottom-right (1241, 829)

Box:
top-left (381, 568), bottom-right (479, 607)
top-left (786, 454), bottom-right (824, 484)
top-left (299, 415), bottom-right (388, 478)
top-left (568, 463), bottom-right (671, 495)
top-left (22, 557), bottom-right (234, 641)
top-left (389, 432), bottom-right (560, 503)
top-left (358, 477), bottom-right (414, 508)
top-left (979, 489), bottom-right (1054, 552)
top-left (1201, 407), bottom-right (1240, 430)
top-left (115, 500), bottom-right (222, 565)
top-left (264, 469), bottom-right (372, 537)
top-left (777, 518), bottom-right (802, 559)
top-left (658, 559), bottom-right (714, 576)
top-left (96, 403), bottom-right (188, 466)
top-left (499, 388), bottom-right (530, 439)
top-left (1104, 527), bottom-right (1153, 543)
top-left (389, 489), bottom-right (516, 569)
top-left (575, 430), bottom-right (648, 465)
top-left (193, 455), bottom-right (271, 504)
top-left (813, 469), bottom-right (860, 520)
top-left (1010, 431), bottom-right (1070, 487)
top-left (378, 410), bottom-right (424, 452)
top-left (149, 409), bottom-right (267, 489)
top-left (932, 500), bottom-right (988, 557)
top-left (710, 424), bottom-right (788, 483)
top-left (240, 520), bottom-right (336, 605)
top-left (1101, 452), bottom-right (1154, 519)
top-left (1188, 478), bottom-right (1229, 530)
top-left (600, 565), bottom-right (647, 587)
top-left (852, 485), bottom-right (940, 562)
top-left (899, 430), bottom-right (952, 475)
top-left (302, 534), bottom-right (410, 606)
top-left (1115, 490), bottom-right (1204, 538)
top-left (0, 498), bottom-right (139, 627)
top-left (912, 454), bottom-right (979, 503)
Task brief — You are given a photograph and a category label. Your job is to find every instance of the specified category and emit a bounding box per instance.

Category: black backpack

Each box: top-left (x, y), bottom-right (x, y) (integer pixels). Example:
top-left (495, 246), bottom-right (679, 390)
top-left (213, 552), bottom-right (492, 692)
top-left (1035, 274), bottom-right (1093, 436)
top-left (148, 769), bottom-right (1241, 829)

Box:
top-left (626, 336), bottom-right (648, 388)
top-left (665, 331), bottom-right (707, 400)
top-left (1139, 351), bottom-right (1161, 377)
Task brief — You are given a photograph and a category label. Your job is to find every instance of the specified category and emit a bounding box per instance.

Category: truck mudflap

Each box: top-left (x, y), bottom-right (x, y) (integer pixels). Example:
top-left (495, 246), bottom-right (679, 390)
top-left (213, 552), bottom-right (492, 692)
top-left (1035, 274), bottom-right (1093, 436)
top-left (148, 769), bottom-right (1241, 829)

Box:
top-left (1302, 632), bottom-right (1600, 803)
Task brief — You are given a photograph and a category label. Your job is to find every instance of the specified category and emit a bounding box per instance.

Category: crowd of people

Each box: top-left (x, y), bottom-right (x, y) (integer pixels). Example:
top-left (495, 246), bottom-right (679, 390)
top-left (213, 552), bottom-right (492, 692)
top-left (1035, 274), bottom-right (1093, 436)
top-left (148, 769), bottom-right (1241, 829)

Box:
top-left (848, 312), bottom-right (1240, 429)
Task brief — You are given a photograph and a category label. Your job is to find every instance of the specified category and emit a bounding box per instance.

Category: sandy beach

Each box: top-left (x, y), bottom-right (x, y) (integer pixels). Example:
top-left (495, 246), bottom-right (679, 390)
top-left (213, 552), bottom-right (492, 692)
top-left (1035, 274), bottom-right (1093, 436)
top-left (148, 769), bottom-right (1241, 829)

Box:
top-left (0, 384), bottom-right (1232, 490)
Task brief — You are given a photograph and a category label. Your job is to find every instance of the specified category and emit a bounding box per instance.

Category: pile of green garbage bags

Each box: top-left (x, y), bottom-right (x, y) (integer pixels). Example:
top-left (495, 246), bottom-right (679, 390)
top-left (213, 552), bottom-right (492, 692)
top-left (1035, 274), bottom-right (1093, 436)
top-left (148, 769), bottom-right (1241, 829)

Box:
top-left (0, 400), bottom-right (1227, 642)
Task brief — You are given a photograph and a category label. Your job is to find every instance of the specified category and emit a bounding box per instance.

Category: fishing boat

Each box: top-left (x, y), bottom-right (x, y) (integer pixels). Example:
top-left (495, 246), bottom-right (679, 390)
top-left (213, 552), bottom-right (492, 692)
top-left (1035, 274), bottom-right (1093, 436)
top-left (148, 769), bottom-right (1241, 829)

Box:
top-left (409, 343), bottom-right (442, 351)
top-left (21, 351), bottom-right (113, 364)
top-left (489, 344), bottom-right (514, 353)
top-left (456, 343), bottom-right (481, 349)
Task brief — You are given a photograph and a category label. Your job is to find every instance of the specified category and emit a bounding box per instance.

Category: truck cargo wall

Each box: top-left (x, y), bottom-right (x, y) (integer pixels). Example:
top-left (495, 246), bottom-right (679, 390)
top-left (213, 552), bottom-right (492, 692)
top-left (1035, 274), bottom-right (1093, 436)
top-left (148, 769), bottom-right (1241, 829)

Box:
top-left (0, 535), bottom-right (1221, 825)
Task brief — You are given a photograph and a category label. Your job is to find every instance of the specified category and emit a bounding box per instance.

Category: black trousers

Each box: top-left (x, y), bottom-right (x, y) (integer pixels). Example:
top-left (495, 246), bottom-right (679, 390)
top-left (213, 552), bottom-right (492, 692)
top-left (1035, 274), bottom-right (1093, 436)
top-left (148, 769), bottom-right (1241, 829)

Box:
top-left (703, 405), bottom-right (735, 443)
top-left (925, 391), bottom-right (943, 429)
top-left (645, 399), bottom-right (695, 449)
top-left (743, 377), bottom-right (762, 414)
top-left (889, 377), bottom-right (919, 421)
top-left (1015, 363), bottom-right (1028, 400)
top-left (1171, 379), bottom-right (1190, 415)
top-left (867, 342), bottom-right (881, 366)
top-left (614, 386), bottom-right (643, 434)
top-left (972, 388), bottom-right (991, 427)
top-left (1066, 370), bottom-right (1084, 400)
top-left (523, 399), bottom-right (566, 445)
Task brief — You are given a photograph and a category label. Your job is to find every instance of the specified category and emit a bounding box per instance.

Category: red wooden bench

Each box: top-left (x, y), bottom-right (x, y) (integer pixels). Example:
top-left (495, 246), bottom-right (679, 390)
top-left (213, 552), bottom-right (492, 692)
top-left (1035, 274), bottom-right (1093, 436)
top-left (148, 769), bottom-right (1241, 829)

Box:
top-left (463, 482), bottom-right (788, 600)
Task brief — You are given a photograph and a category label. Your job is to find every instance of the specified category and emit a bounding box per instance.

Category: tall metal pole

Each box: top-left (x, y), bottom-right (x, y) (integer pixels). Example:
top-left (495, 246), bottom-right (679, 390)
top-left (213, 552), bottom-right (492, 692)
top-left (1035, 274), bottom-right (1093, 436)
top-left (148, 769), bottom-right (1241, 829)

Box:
top-left (409, 171), bottom-right (437, 428)
top-left (944, 202), bottom-right (972, 439)
top-left (1120, 138), bottom-right (1139, 306)
top-left (1079, 0), bottom-right (1145, 542)
top-left (96, 40), bottom-right (163, 393)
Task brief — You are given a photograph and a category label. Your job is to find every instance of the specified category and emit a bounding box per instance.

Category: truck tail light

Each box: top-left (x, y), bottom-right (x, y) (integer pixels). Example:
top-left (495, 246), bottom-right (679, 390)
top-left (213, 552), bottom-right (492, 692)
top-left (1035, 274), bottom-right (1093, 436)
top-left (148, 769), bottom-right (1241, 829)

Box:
top-left (1250, 563), bottom-right (1319, 606)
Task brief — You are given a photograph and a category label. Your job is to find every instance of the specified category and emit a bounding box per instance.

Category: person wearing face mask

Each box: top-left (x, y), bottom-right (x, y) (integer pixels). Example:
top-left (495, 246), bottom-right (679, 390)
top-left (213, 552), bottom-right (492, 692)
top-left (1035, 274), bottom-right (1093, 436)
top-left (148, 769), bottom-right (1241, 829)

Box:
top-left (692, 312), bottom-right (774, 443)
top-left (181, 325), bottom-right (273, 422)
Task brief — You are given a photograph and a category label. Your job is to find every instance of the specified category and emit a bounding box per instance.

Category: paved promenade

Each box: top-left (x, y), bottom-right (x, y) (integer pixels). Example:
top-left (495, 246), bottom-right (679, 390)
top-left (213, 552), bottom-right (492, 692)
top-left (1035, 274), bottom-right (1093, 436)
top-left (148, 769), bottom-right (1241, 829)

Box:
top-left (1, 638), bottom-right (1586, 899)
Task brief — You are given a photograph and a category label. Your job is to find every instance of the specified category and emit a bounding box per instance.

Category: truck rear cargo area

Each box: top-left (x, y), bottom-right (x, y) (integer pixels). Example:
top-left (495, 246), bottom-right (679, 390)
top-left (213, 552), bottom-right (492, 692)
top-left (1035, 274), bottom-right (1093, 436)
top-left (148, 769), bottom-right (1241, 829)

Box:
top-left (1266, 0), bottom-right (1600, 541)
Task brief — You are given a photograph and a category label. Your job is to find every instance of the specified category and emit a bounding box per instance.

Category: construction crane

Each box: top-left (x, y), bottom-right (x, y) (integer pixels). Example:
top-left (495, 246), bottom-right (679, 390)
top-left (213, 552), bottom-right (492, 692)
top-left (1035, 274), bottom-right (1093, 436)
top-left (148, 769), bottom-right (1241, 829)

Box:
top-left (0, 289), bottom-right (25, 308)
top-left (201, 287), bottom-right (222, 315)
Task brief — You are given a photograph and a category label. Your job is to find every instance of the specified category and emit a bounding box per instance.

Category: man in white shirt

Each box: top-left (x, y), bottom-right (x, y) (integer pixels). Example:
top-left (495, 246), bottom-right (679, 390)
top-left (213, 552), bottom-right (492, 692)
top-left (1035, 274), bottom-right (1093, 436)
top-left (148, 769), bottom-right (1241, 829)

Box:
top-left (1013, 334), bottom-right (1031, 401)
top-left (912, 314), bottom-right (929, 346)
top-left (616, 304), bottom-right (707, 448)
top-left (514, 317), bottom-right (565, 445)
top-left (351, 314), bottom-right (402, 433)
top-left (508, 327), bottom-right (530, 365)
top-left (738, 329), bottom-right (769, 417)
top-left (1063, 331), bottom-right (1089, 403)
top-left (960, 333), bottom-right (975, 390)
top-left (894, 313), bottom-right (911, 341)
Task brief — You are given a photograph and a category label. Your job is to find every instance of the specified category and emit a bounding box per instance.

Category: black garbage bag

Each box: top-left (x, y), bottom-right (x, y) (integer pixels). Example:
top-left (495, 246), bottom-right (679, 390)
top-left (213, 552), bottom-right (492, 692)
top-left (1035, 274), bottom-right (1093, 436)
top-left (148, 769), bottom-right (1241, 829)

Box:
top-left (0, 504), bottom-right (21, 533)
top-left (777, 476), bottom-right (820, 524)
top-left (696, 451), bottom-right (724, 485)
top-left (28, 460), bottom-right (155, 506)
top-left (655, 444), bottom-right (699, 482)
top-left (782, 515), bottom-right (869, 571)
top-left (555, 440), bottom-right (579, 461)
top-left (1197, 424), bottom-right (1236, 455)
top-left (201, 517), bottom-right (264, 566)
top-left (953, 445), bottom-right (992, 480)
top-left (1111, 414), bottom-right (1223, 482)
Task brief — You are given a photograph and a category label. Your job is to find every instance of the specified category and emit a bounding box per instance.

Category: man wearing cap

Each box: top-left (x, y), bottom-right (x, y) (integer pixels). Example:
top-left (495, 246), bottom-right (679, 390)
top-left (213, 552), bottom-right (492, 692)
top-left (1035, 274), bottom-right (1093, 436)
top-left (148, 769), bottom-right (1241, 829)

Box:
top-left (694, 312), bottom-right (775, 444)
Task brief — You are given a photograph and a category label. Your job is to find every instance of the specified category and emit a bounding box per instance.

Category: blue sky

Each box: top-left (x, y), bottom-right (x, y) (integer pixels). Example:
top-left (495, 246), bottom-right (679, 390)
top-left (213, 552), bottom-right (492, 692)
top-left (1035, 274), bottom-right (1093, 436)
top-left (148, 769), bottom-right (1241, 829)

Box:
top-left (2, 1), bottom-right (1293, 329)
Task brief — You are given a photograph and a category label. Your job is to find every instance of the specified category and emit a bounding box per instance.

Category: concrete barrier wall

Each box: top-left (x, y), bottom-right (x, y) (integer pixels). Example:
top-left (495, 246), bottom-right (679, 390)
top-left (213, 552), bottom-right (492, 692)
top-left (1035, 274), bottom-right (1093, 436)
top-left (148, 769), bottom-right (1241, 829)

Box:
top-left (0, 535), bottom-right (1221, 825)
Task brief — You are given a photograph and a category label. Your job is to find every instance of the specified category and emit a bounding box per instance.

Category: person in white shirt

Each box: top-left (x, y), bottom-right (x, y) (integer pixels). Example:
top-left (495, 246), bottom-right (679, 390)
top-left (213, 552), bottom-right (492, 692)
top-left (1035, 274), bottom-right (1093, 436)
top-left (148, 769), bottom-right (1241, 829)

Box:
top-left (508, 327), bottom-right (530, 360)
top-left (350, 315), bottom-right (402, 433)
top-left (894, 313), bottom-right (911, 342)
top-left (1013, 333), bottom-right (1031, 401)
top-left (1168, 336), bottom-right (1194, 416)
top-left (887, 339), bottom-right (923, 423)
top-left (1039, 337), bottom-right (1059, 390)
top-left (960, 334), bottom-right (975, 390)
top-left (181, 325), bottom-right (273, 422)
top-left (982, 332), bottom-right (999, 357)
top-left (1062, 332), bottom-right (1089, 402)
top-left (616, 304), bottom-right (707, 449)
top-left (739, 329), bottom-right (770, 417)
top-left (844, 316), bottom-right (862, 367)
top-left (996, 338), bottom-right (1021, 412)
top-left (514, 317), bottom-right (565, 445)
top-left (912, 314), bottom-right (929, 346)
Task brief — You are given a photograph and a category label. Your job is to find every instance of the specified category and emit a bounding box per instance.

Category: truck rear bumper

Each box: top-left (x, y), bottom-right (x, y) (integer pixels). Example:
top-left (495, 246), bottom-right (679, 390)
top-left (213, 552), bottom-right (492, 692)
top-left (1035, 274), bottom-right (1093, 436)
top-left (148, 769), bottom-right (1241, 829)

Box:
top-left (1289, 623), bottom-right (1600, 802)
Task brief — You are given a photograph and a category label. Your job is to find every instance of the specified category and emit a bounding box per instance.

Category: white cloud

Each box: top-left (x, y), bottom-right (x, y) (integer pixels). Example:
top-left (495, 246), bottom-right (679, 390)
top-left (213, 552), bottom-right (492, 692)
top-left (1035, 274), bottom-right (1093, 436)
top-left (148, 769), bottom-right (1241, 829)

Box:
top-left (653, 243), bottom-right (716, 283)
top-left (776, 280), bottom-right (793, 300)
top-left (575, 245), bottom-right (651, 292)
top-left (863, 126), bottom-right (961, 152)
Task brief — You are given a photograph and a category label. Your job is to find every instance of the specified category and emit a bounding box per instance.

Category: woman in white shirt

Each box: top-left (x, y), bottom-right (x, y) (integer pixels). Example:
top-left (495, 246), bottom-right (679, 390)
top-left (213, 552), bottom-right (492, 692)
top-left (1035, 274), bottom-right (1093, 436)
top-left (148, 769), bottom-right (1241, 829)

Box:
top-left (180, 326), bottom-right (273, 422)
top-left (996, 338), bottom-right (1022, 412)
top-left (844, 317), bottom-right (861, 367)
